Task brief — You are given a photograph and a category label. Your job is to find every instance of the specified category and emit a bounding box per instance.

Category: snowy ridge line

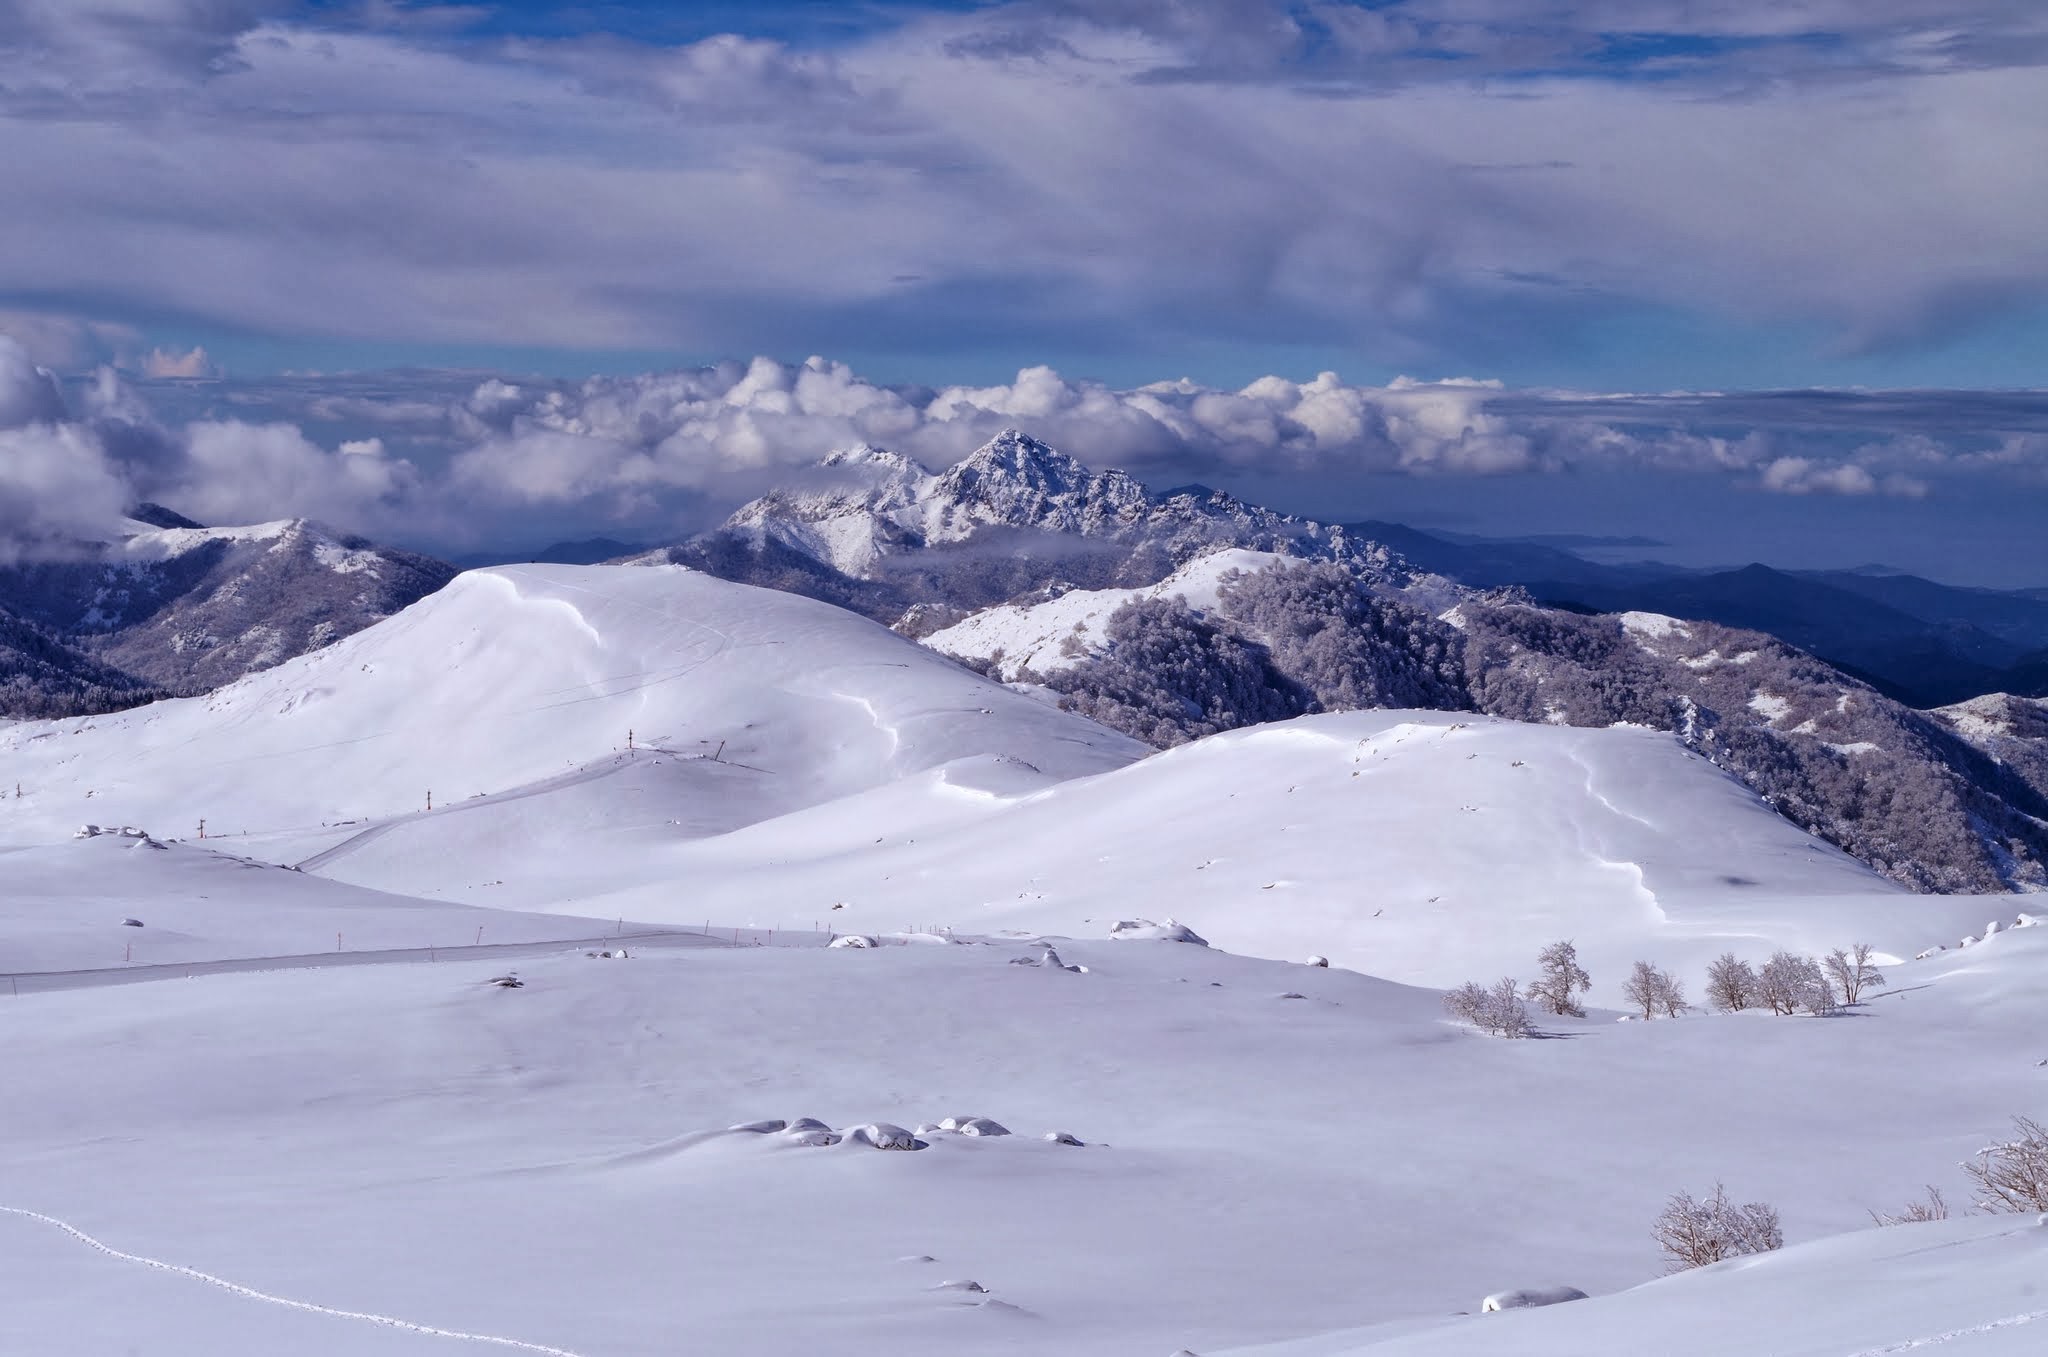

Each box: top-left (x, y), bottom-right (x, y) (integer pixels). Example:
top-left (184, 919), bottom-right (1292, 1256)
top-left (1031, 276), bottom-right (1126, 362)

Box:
top-left (0, 1206), bottom-right (587, 1356)
top-left (1843, 1305), bottom-right (2048, 1354)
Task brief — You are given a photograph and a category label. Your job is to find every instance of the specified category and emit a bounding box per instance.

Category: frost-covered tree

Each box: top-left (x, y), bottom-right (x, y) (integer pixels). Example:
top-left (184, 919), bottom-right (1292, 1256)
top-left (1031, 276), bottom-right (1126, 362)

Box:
top-left (1705, 953), bottom-right (1760, 1013)
top-left (1963, 1116), bottom-right (2048, 1213)
top-left (1822, 944), bottom-right (1885, 1006)
top-left (1046, 595), bottom-right (1308, 747)
top-left (1652, 1183), bottom-right (1783, 1272)
top-left (1622, 961), bottom-right (1686, 1019)
top-left (1755, 950), bottom-right (1831, 1016)
top-left (1214, 562), bottom-right (1467, 713)
top-left (1524, 940), bottom-right (1591, 1018)
top-left (1443, 977), bottom-right (1532, 1038)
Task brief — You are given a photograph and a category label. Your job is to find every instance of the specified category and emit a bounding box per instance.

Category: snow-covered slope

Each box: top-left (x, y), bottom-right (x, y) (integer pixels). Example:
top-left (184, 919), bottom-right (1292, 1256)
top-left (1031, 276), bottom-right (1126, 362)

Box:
top-left (0, 563), bottom-right (1144, 854)
top-left (1230, 1213), bottom-right (2048, 1357)
top-left (288, 706), bottom-right (2001, 1002)
top-left (0, 834), bottom-right (658, 974)
top-left (3, 915), bottom-right (2043, 1356)
top-left (925, 547), bottom-right (1300, 679)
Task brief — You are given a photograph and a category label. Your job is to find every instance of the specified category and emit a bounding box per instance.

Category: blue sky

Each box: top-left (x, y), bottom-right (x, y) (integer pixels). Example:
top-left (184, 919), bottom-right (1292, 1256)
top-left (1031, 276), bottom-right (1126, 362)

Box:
top-left (2, 1), bottom-right (2046, 582)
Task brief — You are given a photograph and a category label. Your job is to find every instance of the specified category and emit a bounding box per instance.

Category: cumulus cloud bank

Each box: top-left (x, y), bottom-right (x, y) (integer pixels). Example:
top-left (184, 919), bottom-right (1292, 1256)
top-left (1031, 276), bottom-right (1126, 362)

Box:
top-left (0, 345), bottom-right (2043, 572)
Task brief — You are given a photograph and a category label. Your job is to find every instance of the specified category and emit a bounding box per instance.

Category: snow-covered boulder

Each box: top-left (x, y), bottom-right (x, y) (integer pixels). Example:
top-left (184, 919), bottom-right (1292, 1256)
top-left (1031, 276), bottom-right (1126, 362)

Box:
top-left (828, 934), bottom-right (878, 949)
top-left (847, 1122), bottom-right (923, 1150)
top-left (1306, 954), bottom-right (1330, 967)
top-left (955, 1117), bottom-right (1009, 1138)
top-left (1110, 917), bottom-right (1208, 945)
top-left (781, 1119), bottom-right (841, 1147)
top-left (1481, 1285), bottom-right (1588, 1312)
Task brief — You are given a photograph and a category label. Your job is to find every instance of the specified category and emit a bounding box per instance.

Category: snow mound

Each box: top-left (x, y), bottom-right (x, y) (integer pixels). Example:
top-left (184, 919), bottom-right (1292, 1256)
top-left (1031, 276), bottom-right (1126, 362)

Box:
top-left (1111, 918), bottom-right (1209, 945)
top-left (1481, 1285), bottom-right (1588, 1311)
top-left (846, 1123), bottom-right (923, 1151)
top-left (829, 935), bottom-right (878, 949)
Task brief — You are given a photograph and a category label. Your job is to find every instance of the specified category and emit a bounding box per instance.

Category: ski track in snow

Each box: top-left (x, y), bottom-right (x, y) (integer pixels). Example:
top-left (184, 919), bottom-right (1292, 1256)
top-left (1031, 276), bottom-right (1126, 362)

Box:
top-left (1843, 1306), bottom-right (2048, 1354)
top-left (0, 1206), bottom-right (587, 1356)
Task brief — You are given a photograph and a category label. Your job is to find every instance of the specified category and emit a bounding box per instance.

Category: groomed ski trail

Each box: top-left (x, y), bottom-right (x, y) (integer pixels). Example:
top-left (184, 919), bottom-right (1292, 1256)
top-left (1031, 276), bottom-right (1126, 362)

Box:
top-left (0, 1205), bottom-right (587, 1356)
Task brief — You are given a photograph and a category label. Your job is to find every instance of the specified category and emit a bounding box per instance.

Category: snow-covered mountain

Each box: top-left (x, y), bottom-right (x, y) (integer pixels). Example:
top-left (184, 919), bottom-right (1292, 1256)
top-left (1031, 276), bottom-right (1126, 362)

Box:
top-left (665, 429), bottom-right (1421, 615)
top-left (7, 555), bottom-right (2046, 1357)
top-left (0, 508), bottom-right (455, 716)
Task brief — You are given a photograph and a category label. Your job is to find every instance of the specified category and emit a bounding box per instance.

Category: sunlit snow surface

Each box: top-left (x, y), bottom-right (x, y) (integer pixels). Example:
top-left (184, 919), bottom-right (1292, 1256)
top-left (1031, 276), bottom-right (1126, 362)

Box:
top-left (3, 564), bottom-right (2045, 1355)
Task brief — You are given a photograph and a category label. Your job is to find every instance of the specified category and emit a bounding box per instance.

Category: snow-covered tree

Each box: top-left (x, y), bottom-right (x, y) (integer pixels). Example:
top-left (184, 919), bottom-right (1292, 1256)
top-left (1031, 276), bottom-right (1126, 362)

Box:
top-left (1705, 953), bottom-right (1759, 1012)
top-left (1964, 1116), bottom-right (2048, 1213)
top-left (1652, 1183), bottom-right (1783, 1272)
top-left (1443, 977), bottom-right (1532, 1038)
top-left (1756, 950), bottom-right (1831, 1016)
top-left (1524, 940), bottom-right (1591, 1018)
top-left (1622, 961), bottom-right (1687, 1019)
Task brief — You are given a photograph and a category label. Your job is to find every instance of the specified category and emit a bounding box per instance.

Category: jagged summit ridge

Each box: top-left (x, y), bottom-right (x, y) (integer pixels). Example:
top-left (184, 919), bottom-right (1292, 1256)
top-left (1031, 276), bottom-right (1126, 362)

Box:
top-left (715, 427), bottom-right (1414, 585)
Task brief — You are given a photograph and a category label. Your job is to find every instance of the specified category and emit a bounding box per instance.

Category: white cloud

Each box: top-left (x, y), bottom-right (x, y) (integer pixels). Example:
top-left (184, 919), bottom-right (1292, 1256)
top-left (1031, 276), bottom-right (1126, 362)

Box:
top-left (1757, 456), bottom-right (1930, 497)
top-left (0, 351), bottom-right (2036, 558)
top-left (140, 345), bottom-right (220, 378)
top-left (169, 419), bottom-right (421, 527)
top-left (0, 336), bottom-right (69, 429)
top-left (0, 422), bottom-right (133, 558)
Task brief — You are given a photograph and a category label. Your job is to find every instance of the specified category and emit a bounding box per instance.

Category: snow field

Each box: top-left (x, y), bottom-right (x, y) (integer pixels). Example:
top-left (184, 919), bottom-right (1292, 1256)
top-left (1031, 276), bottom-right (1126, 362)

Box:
top-left (3, 930), bottom-right (2045, 1355)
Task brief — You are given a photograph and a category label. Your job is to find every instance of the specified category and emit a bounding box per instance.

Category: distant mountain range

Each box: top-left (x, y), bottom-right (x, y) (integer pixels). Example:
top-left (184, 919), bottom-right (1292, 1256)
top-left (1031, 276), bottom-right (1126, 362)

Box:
top-left (661, 430), bottom-right (2048, 893)
top-left (1348, 521), bottom-right (2048, 708)
top-left (5, 436), bottom-right (2044, 893)
top-left (0, 506), bottom-right (453, 719)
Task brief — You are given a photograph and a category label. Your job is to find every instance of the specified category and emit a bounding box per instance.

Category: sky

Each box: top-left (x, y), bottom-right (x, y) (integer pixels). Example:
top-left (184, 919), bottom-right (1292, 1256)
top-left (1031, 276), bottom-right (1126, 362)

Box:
top-left (1, 1), bottom-right (2046, 584)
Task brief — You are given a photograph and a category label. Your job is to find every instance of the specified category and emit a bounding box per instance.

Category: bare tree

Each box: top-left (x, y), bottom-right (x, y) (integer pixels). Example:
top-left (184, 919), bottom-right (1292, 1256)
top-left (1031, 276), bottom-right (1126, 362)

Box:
top-left (1525, 940), bottom-right (1592, 1018)
top-left (1444, 981), bottom-right (1488, 1026)
top-left (1705, 953), bottom-right (1759, 1012)
top-left (1443, 977), bottom-right (1532, 1037)
top-left (1868, 1186), bottom-right (1949, 1226)
top-left (1654, 968), bottom-right (1691, 1017)
top-left (1756, 950), bottom-right (1830, 1016)
top-left (1963, 1115), bottom-right (2048, 1213)
top-left (1623, 961), bottom-right (1684, 1019)
top-left (1652, 1183), bottom-right (1784, 1272)
top-left (1823, 944), bottom-right (1885, 1006)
